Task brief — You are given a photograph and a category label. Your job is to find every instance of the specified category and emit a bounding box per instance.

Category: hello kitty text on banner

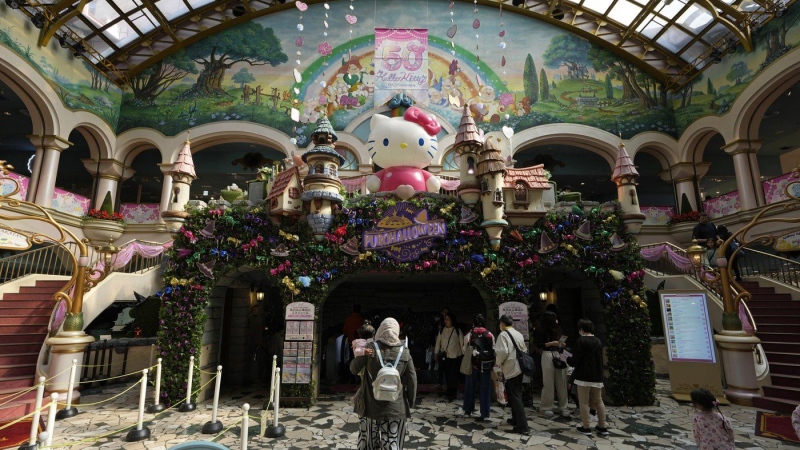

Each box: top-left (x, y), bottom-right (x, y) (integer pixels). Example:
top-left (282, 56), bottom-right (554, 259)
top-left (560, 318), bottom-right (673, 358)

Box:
top-left (374, 28), bottom-right (428, 106)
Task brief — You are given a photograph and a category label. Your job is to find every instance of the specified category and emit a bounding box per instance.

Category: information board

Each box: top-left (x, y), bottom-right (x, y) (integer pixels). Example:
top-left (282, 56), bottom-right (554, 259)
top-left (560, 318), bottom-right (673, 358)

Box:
top-left (660, 291), bottom-right (716, 363)
top-left (658, 290), bottom-right (726, 403)
top-left (283, 302), bottom-right (315, 384)
top-left (499, 302), bottom-right (529, 339)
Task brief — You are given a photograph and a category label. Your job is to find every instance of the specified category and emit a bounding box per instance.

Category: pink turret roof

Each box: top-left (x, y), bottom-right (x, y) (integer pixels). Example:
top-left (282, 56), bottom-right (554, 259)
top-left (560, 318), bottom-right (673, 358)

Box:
top-left (504, 164), bottom-right (550, 190)
top-left (612, 143), bottom-right (639, 181)
top-left (171, 138), bottom-right (196, 178)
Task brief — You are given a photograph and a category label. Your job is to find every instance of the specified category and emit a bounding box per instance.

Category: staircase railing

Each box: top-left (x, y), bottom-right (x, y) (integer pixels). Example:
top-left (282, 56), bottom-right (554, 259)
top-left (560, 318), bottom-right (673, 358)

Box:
top-left (0, 238), bottom-right (167, 286)
top-left (736, 247), bottom-right (800, 288)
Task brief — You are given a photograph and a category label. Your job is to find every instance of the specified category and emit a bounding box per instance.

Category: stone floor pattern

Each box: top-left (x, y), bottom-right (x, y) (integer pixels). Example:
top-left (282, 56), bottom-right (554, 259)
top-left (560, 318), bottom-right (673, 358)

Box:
top-left (45, 379), bottom-right (798, 450)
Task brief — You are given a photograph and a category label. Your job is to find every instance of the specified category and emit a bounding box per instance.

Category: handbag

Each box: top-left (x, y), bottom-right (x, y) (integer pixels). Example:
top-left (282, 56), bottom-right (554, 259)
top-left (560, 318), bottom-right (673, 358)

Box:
top-left (504, 330), bottom-right (535, 376)
top-left (438, 328), bottom-right (455, 362)
top-left (460, 344), bottom-right (473, 375)
top-left (551, 350), bottom-right (568, 370)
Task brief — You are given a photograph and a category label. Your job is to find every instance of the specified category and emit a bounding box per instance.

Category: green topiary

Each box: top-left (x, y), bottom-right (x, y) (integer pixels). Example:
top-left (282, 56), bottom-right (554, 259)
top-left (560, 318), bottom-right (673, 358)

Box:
top-left (100, 191), bottom-right (114, 213)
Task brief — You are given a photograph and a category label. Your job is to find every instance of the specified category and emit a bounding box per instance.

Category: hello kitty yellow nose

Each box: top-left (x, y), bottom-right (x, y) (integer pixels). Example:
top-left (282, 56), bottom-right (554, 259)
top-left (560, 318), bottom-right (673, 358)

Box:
top-left (400, 143), bottom-right (408, 148)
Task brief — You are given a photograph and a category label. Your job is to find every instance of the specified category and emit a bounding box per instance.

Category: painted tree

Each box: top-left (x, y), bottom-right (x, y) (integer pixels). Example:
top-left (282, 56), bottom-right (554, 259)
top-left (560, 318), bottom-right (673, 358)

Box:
top-left (232, 67), bottom-right (255, 89)
top-left (587, 46), bottom-right (656, 109)
top-left (605, 73), bottom-right (613, 99)
top-left (726, 61), bottom-right (752, 85)
top-left (539, 68), bottom-right (550, 101)
top-left (129, 51), bottom-right (197, 105)
top-left (183, 22), bottom-right (287, 97)
top-left (678, 74), bottom-right (703, 109)
top-left (83, 62), bottom-right (104, 90)
top-left (523, 54), bottom-right (539, 103)
top-left (706, 77), bottom-right (716, 97)
top-left (543, 34), bottom-right (591, 79)
top-left (755, 5), bottom-right (800, 63)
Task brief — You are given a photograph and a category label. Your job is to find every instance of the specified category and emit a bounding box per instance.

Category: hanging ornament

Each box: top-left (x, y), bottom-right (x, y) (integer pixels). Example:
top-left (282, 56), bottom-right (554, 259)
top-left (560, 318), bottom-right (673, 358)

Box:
top-left (346, 0), bottom-right (356, 59)
top-left (473, 0), bottom-right (480, 59)
top-left (446, 0), bottom-right (457, 59)
top-left (459, 206), bottom-right (479, 224)
top-left (270, 243), bottom-right (289, 257)
top-left (197, 259), bottom-right (217, 279)
top-left (576, 220), bottom-right (592, 240)
top-left (339, 236), bottom-right (361, 256)
top-left (509, 229), bottom-right (524, 242)
top-left (199, 219), bottom-right (216, 238)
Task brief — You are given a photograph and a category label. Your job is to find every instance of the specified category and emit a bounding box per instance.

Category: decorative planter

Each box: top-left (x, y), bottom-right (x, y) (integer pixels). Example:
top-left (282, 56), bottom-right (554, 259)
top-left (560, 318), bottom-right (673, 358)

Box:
top-left (82, 220), bottom-right (125, 246)
top-left (669, 222), bottom-right (695, 245)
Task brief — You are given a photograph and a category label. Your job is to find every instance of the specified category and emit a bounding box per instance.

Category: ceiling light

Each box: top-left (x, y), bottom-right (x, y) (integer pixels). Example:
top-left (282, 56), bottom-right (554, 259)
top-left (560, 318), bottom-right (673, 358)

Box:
top-left (3, 111), bottom-right (10, 116)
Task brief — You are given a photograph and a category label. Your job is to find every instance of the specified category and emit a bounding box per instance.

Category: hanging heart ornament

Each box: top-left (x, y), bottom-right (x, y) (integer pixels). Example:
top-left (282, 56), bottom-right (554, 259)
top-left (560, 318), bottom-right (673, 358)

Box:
top-left (345, 14), bottom-right (357, 24)
top-left (296, 1), bottom-right (307, 11)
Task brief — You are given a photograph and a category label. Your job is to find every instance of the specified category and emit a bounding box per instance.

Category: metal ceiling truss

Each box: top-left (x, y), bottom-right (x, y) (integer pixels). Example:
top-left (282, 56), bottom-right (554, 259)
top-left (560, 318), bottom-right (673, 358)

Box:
top-left (4, 0), bottom-right (796, 90)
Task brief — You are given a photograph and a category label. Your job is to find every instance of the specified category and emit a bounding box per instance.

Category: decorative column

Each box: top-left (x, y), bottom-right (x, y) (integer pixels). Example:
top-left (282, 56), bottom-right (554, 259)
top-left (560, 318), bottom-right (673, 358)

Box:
top-left (31, 135), bottom-right (72, 207)
top-left (161, 136), bottom-right (197, 233)
top-left (723, 140), bottom-right (765, 210)
top-left (659, 162), bottom-right (711, 213)
top-left (158, 163), bottom-right (175, 223)
top-left (454, 105), bottom-right (483, 205)
top-left (477, 138), bottom-right (507, 250)
top-left (612, 143), bottom-right (646, 234)
top-left (81, 159), bottom-right (132, 210)
top-left (25, 135), bottom-right (44, 203)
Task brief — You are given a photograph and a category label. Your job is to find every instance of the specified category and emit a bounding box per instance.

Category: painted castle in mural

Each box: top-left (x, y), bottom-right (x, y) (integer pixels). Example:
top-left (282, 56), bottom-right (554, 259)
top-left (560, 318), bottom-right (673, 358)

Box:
top-left (1, 0), bottom-right (800, 139)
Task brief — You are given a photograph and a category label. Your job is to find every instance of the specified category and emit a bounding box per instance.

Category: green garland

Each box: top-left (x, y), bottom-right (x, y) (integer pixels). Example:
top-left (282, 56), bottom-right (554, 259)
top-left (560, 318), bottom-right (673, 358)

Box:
top-left (157, 195), bottom-right (655, 406)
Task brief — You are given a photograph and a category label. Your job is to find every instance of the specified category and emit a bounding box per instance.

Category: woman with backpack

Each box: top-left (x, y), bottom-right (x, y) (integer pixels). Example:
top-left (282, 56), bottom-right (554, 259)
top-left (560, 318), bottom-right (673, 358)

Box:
top-left (461, 314), bottom-right (495, 421)
top-left (350, 317), bottom-right (417, 450)
top-left (435, 312), bottom-right (463, 402)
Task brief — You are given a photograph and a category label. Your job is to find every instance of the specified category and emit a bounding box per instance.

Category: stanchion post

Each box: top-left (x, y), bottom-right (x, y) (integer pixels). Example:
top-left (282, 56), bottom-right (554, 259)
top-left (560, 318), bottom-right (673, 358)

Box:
top-left (265, 368), bottom-right (285, 438)
top-left (263, 355), bottom-right (277, 410)
top-left (56, 359), bottom-right (78, 420)
top-left (241, 403), bottom-right (250, 450)
top-left (125, 369), bottom-right (151, 442)
top-left (43, 393), bottom-right (58, 448)
top-left (179, 355), bottom-right (196, 412)
top-left (19, 376), bottom-right (45, 450)
top-left (202, 365), bottom-right (224, 434)
top-left (147, 358), bottom-right (165, 413)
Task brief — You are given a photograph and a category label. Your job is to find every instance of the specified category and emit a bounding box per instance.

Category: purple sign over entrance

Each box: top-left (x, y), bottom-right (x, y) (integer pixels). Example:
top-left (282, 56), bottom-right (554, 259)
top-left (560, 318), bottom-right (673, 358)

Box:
top-left (362, 202), bottom-right (446, 262)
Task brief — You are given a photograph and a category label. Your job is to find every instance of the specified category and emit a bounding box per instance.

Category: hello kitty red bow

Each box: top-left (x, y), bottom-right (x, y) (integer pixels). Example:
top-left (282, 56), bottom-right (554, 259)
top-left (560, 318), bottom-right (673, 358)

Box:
top-left (404, 106), bottom-right (441, 136)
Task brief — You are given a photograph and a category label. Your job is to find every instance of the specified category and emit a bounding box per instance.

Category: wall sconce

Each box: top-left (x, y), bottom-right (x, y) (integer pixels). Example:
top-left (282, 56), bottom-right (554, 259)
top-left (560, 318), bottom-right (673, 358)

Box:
top-left (539, 284), bottom-right (552, 302)
top-left (251, 283), bottom-right (265, 305)
top-left (686, 239), bottom-right (706, 269)
top-left (539, 291), bottom-right (548, 302)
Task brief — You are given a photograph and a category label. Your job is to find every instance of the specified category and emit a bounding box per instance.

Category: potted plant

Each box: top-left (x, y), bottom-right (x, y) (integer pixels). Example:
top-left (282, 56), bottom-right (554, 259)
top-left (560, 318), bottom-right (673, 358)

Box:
top-left (82, 191), bottom-right (125, 245)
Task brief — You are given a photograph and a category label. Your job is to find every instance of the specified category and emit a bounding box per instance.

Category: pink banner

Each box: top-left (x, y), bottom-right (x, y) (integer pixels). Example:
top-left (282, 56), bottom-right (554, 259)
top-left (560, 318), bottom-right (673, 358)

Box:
top-left (641, 206), bottom-right (674, 225)
top-left (374, 28), bottom-right (428, 106)
top-left (763, 172), bottom-right (800, 204)
top-left (120, 203), bottom-right (161, 224)
top-left (702, 191), bottom-right (739, 219)
top-left (51, 188), bottom-right (90, 217)
top-left (1, 172), bottom-right (29, 200)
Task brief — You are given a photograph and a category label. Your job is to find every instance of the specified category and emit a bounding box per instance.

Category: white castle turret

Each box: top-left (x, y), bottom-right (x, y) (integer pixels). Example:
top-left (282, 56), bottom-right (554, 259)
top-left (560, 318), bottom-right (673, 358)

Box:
top-left (161, 135), bottom-right (196, 233)
top-left (454, 106), bottom-right (483, 205)
top-left (477, 136), bottom-right (508, 250)
top-left (301, 116), bottom-right (345, 241)
top-left (612, 142), bottom-right (646, 234)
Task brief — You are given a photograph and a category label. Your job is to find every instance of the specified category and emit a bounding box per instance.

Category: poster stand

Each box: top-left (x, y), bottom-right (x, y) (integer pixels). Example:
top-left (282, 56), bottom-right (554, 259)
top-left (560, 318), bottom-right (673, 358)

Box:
top-left (282, 302), bottom-right (315, 387)
top-left (659, 290), bottom-right (728, 404)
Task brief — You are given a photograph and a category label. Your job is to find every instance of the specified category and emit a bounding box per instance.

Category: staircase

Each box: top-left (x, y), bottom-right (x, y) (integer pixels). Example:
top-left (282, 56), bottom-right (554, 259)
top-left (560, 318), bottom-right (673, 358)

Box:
top-left (745, 280), bottom-right (800, 414)
top-left (0, 279), bottom-right (60, 420)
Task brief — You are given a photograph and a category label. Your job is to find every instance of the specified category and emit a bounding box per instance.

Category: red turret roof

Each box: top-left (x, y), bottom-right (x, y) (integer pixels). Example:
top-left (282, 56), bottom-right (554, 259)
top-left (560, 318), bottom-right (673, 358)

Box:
top-left (612, 143), bottom-right (639, 181)
top-left (504, 165), bottom-right (550, 190)
top-left (171, 139), bottom-right (196, 178)
top-left (267, 167), bottom-right (302, 201)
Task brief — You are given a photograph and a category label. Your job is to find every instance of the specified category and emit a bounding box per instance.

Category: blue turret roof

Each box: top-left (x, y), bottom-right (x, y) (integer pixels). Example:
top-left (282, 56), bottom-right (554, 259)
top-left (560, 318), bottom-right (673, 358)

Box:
top-left (302, 116), bottom-right (345, 165)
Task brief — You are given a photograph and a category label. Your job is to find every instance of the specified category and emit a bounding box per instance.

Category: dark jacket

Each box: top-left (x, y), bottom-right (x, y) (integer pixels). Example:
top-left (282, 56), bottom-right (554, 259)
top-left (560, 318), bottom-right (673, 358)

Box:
top-left (566, 335), bottom-right (603, 383)
top-left (350, 342), bottom-right (417, 420)
top-left (533, 326), bottom-right (562, 355)
top-left (692, 222), bottom-right (717, 241)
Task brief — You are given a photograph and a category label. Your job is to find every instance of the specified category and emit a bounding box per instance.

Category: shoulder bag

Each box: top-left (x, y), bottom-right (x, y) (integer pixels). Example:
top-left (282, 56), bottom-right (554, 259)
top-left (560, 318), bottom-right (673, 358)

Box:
top-left (504, 330), bottom-right (535, 376)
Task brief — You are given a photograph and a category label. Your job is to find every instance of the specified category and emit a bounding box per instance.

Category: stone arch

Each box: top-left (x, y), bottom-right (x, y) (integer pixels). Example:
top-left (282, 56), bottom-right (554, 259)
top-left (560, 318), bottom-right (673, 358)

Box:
top-left (69, 121), bottom-right (115, 160)
top-left (627, 132), bottom-right (679, 170)
top-left (0, 45), bottom-right (62, 137)
top-left (512, 124), bottom-right (620, 170)
top-left (731, 47), bottom-right (800, 141)
top-left (678, 121), bottom-right (729, 163)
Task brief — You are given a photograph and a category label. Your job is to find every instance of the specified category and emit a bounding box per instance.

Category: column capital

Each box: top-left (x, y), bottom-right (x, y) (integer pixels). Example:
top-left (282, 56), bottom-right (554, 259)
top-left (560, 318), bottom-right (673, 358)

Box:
top-left (26, 135), bottom-right (72, 151)
top-left (659, 162), bottom-right (711, 182)
top-left (81, 158), bottom-right (132, 180)
top-left (723, 139), bottom-right (762, 155)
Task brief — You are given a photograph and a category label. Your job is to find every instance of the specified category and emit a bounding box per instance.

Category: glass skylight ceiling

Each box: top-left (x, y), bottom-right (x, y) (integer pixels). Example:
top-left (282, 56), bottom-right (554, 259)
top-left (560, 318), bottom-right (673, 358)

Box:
top-left (11, 0), bottom-right (789, 87)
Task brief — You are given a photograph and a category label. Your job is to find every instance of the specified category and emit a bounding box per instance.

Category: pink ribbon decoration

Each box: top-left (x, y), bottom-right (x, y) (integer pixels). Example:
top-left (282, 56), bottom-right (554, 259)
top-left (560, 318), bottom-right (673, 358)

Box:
top-left (404, 106), bottom-right (442, 136)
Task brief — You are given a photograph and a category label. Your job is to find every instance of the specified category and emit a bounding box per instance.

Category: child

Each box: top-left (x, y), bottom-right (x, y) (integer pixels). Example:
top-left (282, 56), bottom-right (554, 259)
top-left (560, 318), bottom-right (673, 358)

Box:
top-left (691, 388), bottom-right (734, 450)
top-left (352, 320), bottom-right (375, 357)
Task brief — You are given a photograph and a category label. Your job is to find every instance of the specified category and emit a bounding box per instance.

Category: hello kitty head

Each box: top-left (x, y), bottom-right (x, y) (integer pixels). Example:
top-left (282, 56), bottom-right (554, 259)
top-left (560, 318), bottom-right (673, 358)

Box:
top-left (368, 107), bottom-right (441, 169)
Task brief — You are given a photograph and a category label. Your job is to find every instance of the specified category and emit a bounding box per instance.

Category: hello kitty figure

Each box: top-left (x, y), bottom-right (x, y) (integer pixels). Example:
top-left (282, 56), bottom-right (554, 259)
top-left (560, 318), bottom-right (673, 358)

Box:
top-left (366, 107), bottom-right (442, 198)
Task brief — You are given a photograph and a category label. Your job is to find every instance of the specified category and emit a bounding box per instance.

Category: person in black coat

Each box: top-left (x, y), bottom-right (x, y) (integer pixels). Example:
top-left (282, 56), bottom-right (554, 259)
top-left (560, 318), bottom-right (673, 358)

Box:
top-left (565, 319), bottom-right (609, 437)
top-left (692, 212), bottom-right (717, 241)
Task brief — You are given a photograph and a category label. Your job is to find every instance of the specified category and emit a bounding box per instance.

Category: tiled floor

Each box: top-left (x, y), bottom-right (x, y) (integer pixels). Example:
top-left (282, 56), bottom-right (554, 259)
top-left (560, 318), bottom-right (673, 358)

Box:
top-left (43, 379), bottom-right (799, 449)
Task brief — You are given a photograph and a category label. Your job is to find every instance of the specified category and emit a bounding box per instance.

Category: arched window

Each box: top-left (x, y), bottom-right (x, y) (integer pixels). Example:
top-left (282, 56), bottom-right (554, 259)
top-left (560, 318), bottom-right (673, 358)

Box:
top-left (328, 165), bottom-right (338, 177)
top-left (515, 182), bottom-right (527, 201)
top-left (442, 150), bottom-right (459, 171)
top-left (336, 148), bottom-right (359, 170)
top-left (315, 164), bottom-right (324, 174)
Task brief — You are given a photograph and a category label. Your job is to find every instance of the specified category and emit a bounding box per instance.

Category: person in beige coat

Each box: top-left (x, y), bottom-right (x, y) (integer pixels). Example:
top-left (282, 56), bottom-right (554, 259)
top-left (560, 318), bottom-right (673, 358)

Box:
top-left (495, 314), bottom-right (530, 434)
top-left (434, 312), bottom-right (463, 402)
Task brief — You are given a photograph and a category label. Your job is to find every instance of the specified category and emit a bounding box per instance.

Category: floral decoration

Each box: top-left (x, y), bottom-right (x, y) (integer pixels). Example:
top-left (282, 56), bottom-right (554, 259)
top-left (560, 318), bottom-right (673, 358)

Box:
top-left (667, 211), bottom-right (700, 225)
top-left (317, 42), bottom-right (332, 56)
top-left (157, 196), bottom-right (654, 407)
top-left (83, 208), bottom-right (125, 223)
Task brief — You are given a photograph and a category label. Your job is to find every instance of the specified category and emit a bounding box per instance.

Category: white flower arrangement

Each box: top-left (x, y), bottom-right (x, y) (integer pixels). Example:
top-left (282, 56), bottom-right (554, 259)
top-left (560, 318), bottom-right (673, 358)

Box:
top-left (257, 166), bottom-right (273, 181)
top-left (543, 169), bottom-right (552, 180)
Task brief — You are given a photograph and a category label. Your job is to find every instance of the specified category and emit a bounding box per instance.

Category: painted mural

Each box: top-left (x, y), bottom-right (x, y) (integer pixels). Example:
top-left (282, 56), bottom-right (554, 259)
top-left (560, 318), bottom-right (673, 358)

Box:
top-left (673, 6), bottom-right (800, 132)
top-left (0, 9), bottom-right (122, 130)
top-left (116, 0), bottom-right (676, 142)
